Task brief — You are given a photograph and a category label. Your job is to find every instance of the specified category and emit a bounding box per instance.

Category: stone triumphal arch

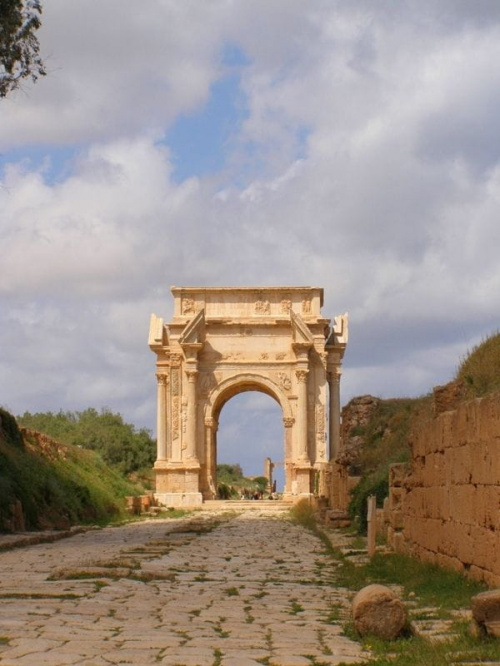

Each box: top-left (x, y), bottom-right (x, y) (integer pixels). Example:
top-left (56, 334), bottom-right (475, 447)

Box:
top-left (149, 287), bottom-right (348, 507)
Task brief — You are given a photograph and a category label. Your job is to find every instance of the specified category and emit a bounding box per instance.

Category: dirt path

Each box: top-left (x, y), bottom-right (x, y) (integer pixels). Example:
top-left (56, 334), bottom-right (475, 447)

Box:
top-left (0, 510), bottom-right (369, 666)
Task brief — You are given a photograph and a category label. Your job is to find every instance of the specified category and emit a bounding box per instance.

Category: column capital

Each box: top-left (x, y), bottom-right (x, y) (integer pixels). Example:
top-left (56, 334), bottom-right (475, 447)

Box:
top-left (295, 369), bottom-right (309, 383)
top-left (283, 416), bottom-right (295, 428)
top-left (327, 368), bottom-right (342, 384)
top-left (186, 369), bottom-right (199, 382)
top-left (156, 372), bottom-right (169, 386)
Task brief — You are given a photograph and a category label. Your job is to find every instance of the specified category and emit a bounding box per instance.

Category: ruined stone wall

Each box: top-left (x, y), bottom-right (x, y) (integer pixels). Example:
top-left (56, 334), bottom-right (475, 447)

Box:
top-left (388, 389), bottom-right (500, 587)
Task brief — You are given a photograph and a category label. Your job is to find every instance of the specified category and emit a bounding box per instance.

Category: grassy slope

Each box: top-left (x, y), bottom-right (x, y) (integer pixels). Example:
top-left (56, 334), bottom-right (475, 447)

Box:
top-left (0, 408), bottom-right (140, 532)
top-left (455, 330), bottom-right (500, 398)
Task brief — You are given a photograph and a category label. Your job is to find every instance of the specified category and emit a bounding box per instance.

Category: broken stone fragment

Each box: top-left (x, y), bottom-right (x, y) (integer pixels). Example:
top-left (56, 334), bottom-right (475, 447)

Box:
top-left (352, 584), bottom-right (407, 639)
top-left (471, 589), bottom-right (500, 638)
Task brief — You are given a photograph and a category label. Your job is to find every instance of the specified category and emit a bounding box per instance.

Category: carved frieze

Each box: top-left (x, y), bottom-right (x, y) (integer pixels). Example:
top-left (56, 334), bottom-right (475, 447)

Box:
top-left (170, 354), bottom-right (182, 367)
top-left (255, 299), bottom-right (270, 315)
top-left (302, 298), bottom-right (311, 315)
top-left (277, 371), bottom-right (292, 391)
top-left (171, 369), bottom-right (179, 396)
top-left (172, 397), bottom-right (179, 440)
top-left (280, 299), bottom-right (291, 314)
top-left (316, 404), bottom-right (325, 433)
top-left (182, 298), bottom-right (195, 315)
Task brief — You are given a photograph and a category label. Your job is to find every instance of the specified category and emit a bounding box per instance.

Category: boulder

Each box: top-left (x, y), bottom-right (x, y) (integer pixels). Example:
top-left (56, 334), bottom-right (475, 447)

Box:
top-left (352, 584), bottom-right (407, 639)
top-left (471, 589), bottom-right (500, 638)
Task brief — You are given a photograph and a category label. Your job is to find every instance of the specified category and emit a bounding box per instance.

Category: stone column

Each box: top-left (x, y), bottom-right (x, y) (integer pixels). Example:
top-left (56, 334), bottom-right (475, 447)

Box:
top-left (295, 370), bottom-right (310, 462)
top-left (155, 373), bottom-right (168, 461)
top-left (185, 369), bottom-right (198, 460)
top-left (328, 368), bottom-right (341, 461)
top-left (205, 417), bottom-right (217, 498)
top-left (283, 416), bottom-right (295, 494)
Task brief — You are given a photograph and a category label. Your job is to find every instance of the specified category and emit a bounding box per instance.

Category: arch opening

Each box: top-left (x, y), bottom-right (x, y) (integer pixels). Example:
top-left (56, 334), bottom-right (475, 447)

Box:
top-left (216, 390), bottom-right (285, 495)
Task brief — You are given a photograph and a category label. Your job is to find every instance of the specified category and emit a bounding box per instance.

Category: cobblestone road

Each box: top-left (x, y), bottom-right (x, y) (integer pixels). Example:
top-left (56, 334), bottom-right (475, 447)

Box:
top-left (0, 509), bottom-right (369, 666)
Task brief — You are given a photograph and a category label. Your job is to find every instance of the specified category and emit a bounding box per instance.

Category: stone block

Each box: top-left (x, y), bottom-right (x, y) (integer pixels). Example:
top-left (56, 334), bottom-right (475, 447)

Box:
top-left (471, 589), bottom-right (500, 637)
top-left (389, 487), bottom-right (403, 512)
top-left (389, 463), bottom-right (407, 488)
top-left (433, 381), bottom-right (463, 415)
top-left (383, 496), bottom-right (390, 523)
top-left (392, 531), bottom-right (406, 554)
top-left (435, 552), bottom-right (464, 574)
top-left (390, 510), bottom-right (404, 531)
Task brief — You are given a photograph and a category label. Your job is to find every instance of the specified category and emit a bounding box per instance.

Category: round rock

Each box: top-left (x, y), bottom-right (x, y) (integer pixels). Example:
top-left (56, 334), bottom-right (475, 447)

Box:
top-left (352, 583), bottom-right (407, 639)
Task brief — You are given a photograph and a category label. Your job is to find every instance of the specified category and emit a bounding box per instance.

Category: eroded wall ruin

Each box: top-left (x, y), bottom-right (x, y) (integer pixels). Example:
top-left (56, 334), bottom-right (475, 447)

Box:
top-left (384, 387), bottom-right (500, 587)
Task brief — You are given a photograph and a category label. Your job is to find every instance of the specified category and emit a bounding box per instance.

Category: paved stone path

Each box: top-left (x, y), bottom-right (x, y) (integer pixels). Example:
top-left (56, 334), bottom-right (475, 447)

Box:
top-left (0, 509), bottom-right (369, 666)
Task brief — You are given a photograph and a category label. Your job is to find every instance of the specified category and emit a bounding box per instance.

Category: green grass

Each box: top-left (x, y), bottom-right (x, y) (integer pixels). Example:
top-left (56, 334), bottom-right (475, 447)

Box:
top-left (0, 410), bottom-right (140, 532)
top-left (346, 621), bottom-right (500, 665)
top-left (456, 330), bottom-right (500, 398)
top-left (333, 551), bottom-right (486, 612)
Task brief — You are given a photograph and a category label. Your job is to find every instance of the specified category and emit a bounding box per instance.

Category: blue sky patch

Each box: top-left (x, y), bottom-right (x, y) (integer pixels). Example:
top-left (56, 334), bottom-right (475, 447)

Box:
top-left (0, 144), bottom-right (81, 186)
top-left (163, 72), bottom-right (249, 183)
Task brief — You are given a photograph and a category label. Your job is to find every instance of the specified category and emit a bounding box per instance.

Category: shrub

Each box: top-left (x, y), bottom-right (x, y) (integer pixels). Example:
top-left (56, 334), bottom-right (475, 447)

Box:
top-left (289, 498), bottom-right (317, 529)
top-left (349, 468), bottom-right (389, 535)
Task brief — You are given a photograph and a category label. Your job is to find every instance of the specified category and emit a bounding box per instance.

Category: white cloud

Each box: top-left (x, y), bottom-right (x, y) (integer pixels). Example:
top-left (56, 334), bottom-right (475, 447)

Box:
top-left (1, 0), bottom-right (500, 453)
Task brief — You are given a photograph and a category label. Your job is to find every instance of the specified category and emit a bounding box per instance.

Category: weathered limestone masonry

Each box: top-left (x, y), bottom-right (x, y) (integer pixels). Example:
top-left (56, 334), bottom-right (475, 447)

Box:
top-left (383, 385), bottom-right (500, 587)
top-left (149, 287), bottom-right (348, 507)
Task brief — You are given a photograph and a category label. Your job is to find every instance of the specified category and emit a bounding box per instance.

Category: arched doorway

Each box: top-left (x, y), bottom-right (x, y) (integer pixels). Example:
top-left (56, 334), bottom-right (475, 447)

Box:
top-left (217, 391), bottom-right (285, 494)
top-left (203, 373), bottom-right (294, 498)
top-left (211, 384), bottom-right (286, 496)
top-left (149, 286), bottom-right (348, 507)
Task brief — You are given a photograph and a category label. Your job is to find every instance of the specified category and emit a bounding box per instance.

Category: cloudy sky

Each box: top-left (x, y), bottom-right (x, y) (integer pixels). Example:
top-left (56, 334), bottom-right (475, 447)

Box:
top-left (2, 1), bottom-right (500, 477)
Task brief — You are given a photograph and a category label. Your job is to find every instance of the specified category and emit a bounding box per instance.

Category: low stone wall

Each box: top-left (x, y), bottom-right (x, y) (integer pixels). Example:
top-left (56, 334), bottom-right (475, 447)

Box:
top-left (383, 389), bottom-right (500, 587)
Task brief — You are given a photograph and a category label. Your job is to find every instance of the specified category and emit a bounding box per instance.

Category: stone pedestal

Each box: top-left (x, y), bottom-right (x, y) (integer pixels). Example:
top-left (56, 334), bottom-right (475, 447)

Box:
top-left (293, 464), bottom-right (313, 496)
top-left (154, 460), bottom-right (203, 507)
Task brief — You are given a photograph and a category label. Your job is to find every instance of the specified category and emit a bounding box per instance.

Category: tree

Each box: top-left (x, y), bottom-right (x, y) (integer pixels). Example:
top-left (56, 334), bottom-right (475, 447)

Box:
top-left (0, 0), bottom-right (45, 97)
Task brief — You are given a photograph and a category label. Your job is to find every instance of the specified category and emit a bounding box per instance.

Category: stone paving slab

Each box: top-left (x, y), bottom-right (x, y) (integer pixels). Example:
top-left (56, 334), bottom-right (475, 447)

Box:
top-left (0, 511), bottom-right (369, 665)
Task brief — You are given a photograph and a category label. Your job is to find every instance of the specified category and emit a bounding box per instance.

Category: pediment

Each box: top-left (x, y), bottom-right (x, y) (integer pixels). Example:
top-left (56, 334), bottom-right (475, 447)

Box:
top-left (179, 308), bottom-right (206, 346)
top-left (290, 310), bottom-right (314, 346)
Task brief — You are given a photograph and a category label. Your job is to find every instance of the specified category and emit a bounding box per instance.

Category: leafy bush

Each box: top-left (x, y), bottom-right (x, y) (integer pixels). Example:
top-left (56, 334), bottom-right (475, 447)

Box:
top-left (348, 468), bottom-right (389, 535)
top-left (216, 463), bottom-right (244, 485)
top-left (17, 408), bottom-right (155, 477)
top-left (217, 482), bottom-right (237, 499)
